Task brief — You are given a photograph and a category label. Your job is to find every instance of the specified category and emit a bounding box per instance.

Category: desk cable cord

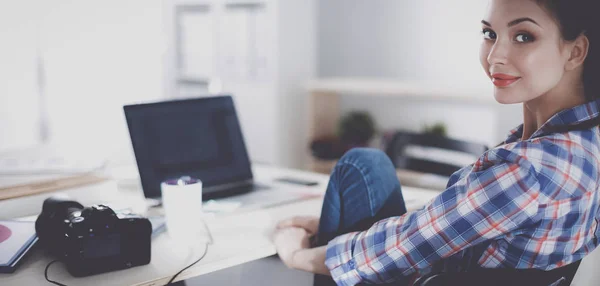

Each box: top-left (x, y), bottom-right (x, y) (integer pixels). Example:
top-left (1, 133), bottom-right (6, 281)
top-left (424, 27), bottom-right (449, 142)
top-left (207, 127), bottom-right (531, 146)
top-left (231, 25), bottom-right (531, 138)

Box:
top-left (44, 259), bottom-right (67, 286)
top-left (44, 218), bottom-right (214, 286)
top-left (167, 217), bottom-right (214, 285)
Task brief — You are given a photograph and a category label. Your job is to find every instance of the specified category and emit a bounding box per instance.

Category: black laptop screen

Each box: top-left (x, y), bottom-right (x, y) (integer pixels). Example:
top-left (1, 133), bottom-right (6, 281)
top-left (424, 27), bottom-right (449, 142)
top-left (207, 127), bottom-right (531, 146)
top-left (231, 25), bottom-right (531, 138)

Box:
top-left (124, 95), bottom-right (253, 198)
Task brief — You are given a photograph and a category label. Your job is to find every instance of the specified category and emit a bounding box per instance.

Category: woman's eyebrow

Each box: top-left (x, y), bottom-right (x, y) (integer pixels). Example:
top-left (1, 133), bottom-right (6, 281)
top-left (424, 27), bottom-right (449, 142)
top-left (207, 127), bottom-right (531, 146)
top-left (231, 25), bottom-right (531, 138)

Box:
top-left (481, 18), bottom-right (541, 28)
top-left (508, 17), bottom-right (540, 27)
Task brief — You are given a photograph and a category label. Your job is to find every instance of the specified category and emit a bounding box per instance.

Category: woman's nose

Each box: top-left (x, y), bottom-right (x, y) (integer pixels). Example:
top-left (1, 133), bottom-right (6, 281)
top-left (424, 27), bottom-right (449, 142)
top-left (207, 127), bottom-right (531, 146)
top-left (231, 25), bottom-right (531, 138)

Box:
top-left (487, 41), bottom-right (509, 66)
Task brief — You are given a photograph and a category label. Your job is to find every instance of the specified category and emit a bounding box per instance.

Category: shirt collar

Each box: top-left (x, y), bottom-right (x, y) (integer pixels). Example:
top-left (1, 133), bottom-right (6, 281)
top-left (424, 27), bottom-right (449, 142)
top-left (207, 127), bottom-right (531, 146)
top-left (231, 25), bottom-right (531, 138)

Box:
top-left (503, 98), bottom-right (600, 144)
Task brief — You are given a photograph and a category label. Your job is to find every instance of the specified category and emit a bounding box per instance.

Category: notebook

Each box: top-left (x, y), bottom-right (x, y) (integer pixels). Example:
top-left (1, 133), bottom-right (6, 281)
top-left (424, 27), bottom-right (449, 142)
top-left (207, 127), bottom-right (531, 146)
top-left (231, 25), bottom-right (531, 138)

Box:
top-left (0, 220), bottom-right (38, 273)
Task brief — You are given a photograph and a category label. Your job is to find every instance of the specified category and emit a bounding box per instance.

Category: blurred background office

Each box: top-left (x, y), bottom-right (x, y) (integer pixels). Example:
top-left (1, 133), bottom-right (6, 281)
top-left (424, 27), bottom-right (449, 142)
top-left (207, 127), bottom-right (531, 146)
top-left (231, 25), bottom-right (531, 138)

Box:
top-left (0, 0), bottom-right (522, 174)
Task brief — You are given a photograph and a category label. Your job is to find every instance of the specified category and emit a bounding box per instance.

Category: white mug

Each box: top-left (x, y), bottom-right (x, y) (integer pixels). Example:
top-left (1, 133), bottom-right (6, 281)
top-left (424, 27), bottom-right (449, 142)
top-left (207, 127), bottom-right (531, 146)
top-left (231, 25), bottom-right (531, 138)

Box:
top-left (160, 176), bottom-right (206, 243)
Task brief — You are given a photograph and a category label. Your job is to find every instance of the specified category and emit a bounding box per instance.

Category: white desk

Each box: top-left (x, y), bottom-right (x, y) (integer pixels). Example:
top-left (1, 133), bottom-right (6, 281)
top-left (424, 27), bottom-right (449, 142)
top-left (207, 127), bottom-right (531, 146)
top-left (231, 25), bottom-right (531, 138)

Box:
top-left (0, 165), bottom-right (440, 286)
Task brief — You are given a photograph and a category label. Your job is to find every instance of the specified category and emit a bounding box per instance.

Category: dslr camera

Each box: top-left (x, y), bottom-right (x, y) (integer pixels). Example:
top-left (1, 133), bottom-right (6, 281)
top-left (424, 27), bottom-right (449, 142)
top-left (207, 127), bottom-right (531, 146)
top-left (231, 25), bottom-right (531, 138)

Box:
top-left (35, 196), bottom-right (152, 277)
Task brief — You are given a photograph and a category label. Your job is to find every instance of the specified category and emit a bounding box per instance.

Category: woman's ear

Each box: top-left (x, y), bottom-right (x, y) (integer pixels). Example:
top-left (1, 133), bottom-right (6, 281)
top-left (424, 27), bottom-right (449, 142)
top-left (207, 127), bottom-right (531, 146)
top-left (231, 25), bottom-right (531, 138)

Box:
top-left (565, 33), bottom-right (589, 71)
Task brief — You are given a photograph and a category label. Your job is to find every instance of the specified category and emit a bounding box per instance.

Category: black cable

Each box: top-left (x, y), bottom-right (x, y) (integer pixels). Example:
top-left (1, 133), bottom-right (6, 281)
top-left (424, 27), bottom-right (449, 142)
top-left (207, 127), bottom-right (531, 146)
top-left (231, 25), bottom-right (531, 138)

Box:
top-left (43, 246), bottom-right (208, 286)
top-left (45, 259), bottom-right (67, 286)
top-left (167, 243), bottom-right (209, 285)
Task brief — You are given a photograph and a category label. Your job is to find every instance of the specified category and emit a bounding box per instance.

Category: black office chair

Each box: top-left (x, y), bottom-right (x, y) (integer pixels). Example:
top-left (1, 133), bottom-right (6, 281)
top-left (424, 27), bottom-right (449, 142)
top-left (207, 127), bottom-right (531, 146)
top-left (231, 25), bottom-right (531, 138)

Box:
top-left (384, 131), bottom-right (488, 177)
top-left (414, 260), bottom-right (581, 286)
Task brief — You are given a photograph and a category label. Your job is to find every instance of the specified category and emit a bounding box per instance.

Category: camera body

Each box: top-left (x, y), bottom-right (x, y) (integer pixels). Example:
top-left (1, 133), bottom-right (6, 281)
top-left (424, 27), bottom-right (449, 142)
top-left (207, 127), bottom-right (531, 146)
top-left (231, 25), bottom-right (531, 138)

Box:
top-left (35, 196), bottom-right (152, 277)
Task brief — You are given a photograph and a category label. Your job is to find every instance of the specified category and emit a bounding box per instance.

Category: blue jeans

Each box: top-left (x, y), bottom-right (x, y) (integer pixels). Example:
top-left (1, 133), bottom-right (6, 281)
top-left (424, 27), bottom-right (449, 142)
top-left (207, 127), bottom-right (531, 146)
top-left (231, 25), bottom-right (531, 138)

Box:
top-left (313, 148), bottom-right (408, 286)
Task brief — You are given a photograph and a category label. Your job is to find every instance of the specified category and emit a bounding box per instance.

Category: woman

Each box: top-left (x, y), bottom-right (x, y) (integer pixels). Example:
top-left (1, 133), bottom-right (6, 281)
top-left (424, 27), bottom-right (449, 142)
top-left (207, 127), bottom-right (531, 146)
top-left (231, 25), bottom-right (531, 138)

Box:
top-left (273, 0), bottom-right (600, 285)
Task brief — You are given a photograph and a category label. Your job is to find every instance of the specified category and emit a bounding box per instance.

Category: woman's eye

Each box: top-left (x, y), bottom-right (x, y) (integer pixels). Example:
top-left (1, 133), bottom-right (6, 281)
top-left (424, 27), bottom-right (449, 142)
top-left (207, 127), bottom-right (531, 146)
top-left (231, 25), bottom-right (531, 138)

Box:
top-left (482, 29), bottom-right (496, 40)
top-left (515, 33), bottom-right (534, 43)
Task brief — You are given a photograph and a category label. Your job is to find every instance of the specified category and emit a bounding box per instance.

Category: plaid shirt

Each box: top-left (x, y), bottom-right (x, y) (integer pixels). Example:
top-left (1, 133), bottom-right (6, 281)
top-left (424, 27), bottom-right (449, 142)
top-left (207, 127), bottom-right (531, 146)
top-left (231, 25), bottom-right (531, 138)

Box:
top-left (325, 99), bottom-right (600, 286)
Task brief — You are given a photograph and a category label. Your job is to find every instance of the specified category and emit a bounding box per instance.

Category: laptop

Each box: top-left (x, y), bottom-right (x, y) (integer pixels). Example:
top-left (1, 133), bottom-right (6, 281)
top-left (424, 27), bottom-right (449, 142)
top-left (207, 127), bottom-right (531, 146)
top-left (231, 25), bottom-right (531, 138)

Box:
top-left (122, 96), bottom-right (439, 213)
top-left (123, 95), bottom-right (280, 202)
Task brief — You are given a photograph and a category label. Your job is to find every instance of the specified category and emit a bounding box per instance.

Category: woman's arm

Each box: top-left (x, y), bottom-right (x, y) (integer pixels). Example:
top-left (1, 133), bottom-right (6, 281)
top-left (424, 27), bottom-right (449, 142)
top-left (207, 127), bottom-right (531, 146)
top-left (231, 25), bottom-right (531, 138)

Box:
top-left (273, 227), bottom-right (330, 275)
top-left (325, 153), bottom-right (542, 285)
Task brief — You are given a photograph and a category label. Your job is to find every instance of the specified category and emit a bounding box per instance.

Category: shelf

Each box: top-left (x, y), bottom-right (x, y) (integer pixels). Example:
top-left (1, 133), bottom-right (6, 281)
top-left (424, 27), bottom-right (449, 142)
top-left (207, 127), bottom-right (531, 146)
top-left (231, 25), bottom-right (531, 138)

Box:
top-left (305, 77), bottom-right (488, 189)
top-left (307, 77), bottom-right (495, 105)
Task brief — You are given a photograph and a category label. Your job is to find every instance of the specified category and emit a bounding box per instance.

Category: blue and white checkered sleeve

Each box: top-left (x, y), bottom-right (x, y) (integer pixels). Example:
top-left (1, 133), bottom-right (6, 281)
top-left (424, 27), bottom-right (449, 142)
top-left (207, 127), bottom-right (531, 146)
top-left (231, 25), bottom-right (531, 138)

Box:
top-left (324, 152), bottom-right (542, 286)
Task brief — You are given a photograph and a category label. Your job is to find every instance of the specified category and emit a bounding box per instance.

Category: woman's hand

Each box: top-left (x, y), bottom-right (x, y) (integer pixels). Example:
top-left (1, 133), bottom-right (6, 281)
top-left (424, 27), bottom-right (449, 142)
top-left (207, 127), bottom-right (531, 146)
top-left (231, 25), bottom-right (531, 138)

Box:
top-left (276, 216), bottom-right (320, 234)
top-left (272, 226), bottom-right (330, 276)
top-left (273, 227), bottom-right (311, 269)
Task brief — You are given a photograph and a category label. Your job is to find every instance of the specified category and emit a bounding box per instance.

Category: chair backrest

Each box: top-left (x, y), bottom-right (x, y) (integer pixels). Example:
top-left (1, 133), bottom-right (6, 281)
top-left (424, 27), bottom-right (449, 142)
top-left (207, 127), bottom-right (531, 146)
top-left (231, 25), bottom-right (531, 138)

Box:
top-left (415, 260), bottom-right (581, 286)
top-left (385, 131), bottom-right (488, 177)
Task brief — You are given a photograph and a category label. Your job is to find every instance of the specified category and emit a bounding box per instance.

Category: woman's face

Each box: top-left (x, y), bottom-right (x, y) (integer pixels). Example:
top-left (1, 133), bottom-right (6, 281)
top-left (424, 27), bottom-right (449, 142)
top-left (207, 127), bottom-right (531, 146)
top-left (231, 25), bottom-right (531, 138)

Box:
top-left (480, 0), bottom-right (570, 104)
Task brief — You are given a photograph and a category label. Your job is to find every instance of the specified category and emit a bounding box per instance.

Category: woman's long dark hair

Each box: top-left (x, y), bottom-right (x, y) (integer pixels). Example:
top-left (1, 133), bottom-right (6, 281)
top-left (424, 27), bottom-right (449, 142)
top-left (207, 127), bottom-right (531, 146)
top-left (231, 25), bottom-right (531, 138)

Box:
top-left (536, 0), bottom-right (599, 101)
top-left (536, 0), bottom-right (600, 133)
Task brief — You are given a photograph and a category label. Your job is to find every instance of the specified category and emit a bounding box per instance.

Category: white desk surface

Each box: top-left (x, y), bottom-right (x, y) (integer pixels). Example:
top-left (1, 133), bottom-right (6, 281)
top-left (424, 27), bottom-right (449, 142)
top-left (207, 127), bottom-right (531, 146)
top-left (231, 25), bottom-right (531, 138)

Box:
top-left (0, 165), bottom-right (441, 286)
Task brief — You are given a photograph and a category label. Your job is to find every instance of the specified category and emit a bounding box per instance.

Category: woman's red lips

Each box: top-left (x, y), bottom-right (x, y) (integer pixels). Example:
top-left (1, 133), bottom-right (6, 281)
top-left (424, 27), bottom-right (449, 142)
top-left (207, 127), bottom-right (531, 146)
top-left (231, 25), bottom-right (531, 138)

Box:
top-left (491, 73), bottom-right (521, 87)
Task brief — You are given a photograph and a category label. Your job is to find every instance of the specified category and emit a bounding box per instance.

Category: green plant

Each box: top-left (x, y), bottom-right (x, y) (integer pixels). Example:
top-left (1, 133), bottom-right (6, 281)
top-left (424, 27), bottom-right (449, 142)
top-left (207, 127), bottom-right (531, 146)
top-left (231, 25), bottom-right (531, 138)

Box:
top-left (337, 111), bottom-right (376, 145)
top-left (422, 122), bottom-right (447, 137)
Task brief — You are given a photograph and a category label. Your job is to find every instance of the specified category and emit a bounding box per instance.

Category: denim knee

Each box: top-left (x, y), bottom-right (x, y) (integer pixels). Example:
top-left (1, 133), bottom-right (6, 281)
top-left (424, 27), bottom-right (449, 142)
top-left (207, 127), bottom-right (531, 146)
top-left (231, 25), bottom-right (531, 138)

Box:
top-left (339, 148), bottom-right (393, 169)
top-left (333, 147), bottom-right (404, 217)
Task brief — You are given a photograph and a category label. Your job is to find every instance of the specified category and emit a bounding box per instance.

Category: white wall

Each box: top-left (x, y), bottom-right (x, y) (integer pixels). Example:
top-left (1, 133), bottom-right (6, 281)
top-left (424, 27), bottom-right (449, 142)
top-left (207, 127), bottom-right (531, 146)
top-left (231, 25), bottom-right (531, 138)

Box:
top-left (0, 1), bottom-right (40, 151)
top-left (318, 0), bottom-right (523, 146)
top-left (276, 0), bottom-right (316, 169)
top-left (2, 0), bottom-right (316, 170)
top-left (41, 0), bottom-right (165, 164)
top-left (0, 0), bottom-right (165, 165)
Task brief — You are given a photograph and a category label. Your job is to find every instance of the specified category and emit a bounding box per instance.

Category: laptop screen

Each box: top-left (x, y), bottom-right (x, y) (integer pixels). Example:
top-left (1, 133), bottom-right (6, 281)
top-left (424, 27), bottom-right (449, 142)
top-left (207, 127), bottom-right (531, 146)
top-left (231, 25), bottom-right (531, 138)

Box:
top-left (124, 95), bottom-right (253, 198)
